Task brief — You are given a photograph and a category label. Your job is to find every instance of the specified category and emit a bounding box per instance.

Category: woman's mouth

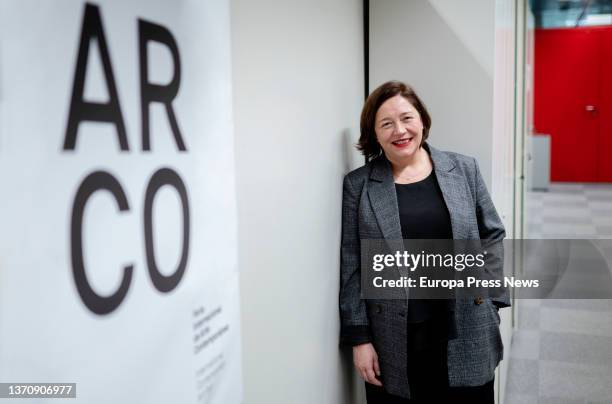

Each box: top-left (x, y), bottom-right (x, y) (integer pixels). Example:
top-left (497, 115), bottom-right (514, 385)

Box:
top-left (391, 137), bottom-right (413, 148)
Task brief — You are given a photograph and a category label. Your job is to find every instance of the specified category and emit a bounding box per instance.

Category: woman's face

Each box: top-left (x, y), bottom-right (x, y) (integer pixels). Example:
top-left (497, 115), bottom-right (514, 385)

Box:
top-left (374, 95), bottom-right (424, 161)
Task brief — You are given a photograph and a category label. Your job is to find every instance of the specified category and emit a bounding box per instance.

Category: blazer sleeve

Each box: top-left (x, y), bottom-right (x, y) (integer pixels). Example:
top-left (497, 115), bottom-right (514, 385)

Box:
top-left (339, 174), bottom-right (372, 346)
top-left (472, 158), bottom-right (511, 309)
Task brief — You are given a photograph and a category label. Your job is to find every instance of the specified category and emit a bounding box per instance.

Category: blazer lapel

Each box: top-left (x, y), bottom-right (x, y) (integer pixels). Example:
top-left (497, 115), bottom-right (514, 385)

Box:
top-left (428, 144), bottom-right (472, 239)
top-left (366, 156), bottom-right (408, 299)
top-left (367, 156), bottom-right (403, 241)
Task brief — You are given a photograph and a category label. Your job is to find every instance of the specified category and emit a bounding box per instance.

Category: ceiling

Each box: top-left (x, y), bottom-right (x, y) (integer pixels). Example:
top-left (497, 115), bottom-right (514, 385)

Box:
top-left (530, 0), bottom-right (612, 27)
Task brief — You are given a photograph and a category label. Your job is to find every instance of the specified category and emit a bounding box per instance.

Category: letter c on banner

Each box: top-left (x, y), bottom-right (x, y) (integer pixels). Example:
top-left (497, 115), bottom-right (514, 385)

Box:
top-left (71, 171), bottom-right (134, 315)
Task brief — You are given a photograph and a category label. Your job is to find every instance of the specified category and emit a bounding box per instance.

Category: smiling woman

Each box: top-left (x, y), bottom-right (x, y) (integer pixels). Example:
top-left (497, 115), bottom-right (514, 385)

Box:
top-left (358, 82), bottom-right (431, 159)
top-left (358, 82), bottom-right (433, 186)
top-left (340, 80), bottom-right (509, 403)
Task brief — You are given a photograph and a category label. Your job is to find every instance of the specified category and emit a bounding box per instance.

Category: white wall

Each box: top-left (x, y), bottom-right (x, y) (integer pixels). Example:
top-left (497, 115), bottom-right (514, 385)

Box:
top-left (492, 2), bottom-right (518, 402)
top-left (493, 0), bottom-right (516, 233)
top-left (369, 0), bottom-right (496, 186)
top-left (231, 0), bottom-right (364, 402)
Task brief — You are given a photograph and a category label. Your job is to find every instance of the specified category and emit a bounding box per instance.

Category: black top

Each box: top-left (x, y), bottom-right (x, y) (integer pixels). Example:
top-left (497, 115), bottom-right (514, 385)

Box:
top-left (395, 172), bottom-right (453, 240)
top-left (395, 171), bottom-right (453, 336)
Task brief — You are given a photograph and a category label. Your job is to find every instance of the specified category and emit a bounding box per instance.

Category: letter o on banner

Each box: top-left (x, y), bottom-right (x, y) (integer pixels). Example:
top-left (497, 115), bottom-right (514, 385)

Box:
top-left (144, 167), bottom-right (190, 293)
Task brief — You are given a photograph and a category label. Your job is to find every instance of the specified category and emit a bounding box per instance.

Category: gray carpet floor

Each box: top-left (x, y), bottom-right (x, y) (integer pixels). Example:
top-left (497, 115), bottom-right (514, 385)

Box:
top-left (504, 183), bottom-right (612, 404)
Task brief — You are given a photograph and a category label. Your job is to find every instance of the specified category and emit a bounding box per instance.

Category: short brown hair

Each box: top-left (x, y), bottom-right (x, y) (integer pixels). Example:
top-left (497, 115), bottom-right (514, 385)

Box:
top-left (358, 81), bottom-right (431, 161)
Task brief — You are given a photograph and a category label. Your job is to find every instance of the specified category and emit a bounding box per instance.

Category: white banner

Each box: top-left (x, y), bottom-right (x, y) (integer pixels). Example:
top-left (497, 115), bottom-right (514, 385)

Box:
top-left (0, 1), bottom-right (241, 403)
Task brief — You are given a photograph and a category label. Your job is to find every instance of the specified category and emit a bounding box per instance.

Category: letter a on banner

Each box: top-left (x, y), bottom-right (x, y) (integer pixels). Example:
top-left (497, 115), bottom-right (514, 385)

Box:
top-left (64, 4), bottom-right (129, 151)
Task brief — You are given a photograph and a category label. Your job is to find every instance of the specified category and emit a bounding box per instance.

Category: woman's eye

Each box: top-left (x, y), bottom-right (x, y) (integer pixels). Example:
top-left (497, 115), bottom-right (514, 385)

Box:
top-left (403, 116), bottom-right (412, 121)
top-left (382, 123), bottom-right (391, 128)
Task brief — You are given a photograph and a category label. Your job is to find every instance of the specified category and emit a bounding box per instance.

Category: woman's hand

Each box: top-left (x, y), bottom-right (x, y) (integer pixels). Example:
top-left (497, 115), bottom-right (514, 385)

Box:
top-left (353, 343), bottom-right (382, 386)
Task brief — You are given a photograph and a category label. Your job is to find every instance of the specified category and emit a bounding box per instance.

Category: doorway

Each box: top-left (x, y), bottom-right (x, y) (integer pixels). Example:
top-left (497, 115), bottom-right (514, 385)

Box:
top-left (534, 26), bottom-right (612, 182)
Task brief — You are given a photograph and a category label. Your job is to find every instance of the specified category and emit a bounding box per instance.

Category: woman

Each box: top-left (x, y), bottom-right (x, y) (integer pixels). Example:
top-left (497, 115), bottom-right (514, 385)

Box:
top-left (339, 81), bottom-right (509, 403)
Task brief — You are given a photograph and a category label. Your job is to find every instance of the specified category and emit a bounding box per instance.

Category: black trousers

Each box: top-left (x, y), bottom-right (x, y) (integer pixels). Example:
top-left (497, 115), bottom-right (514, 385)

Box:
top-left (365, 378), bottom-right (494, 404)
top-left (365, 321), bottom-right (494, 404)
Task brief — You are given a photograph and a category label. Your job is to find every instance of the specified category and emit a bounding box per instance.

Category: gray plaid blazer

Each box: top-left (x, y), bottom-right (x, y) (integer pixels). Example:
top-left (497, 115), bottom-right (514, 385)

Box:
top-left (339, 143), bottom-right (510, 399)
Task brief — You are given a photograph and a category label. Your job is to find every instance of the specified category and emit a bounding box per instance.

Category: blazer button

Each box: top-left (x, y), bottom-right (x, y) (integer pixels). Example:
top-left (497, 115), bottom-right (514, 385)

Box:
top-left (474, 297), bottom-right (484, 305)
top-left (375, 304), bottom-right (382, 314)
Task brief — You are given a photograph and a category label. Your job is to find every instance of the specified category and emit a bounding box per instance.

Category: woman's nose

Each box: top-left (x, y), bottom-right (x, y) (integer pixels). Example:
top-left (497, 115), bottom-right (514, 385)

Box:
top-left (393, 122), bottom-right (407, 135)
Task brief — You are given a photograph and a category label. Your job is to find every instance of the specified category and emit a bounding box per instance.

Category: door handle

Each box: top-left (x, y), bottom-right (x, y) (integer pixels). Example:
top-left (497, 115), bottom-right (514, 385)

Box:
top-left (585, 105), bottom-right (597, 112)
